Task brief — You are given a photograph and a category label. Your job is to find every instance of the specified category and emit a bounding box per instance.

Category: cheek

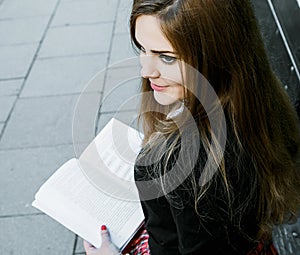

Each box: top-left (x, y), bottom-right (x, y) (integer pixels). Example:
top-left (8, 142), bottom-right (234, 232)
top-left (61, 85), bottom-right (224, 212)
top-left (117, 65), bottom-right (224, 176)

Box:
top-left (160, 63), bottom-right (183, 85)
top-left (164, 85), bottom-right (184, 100)
top-left (175, 85), bottom-right (185, 100)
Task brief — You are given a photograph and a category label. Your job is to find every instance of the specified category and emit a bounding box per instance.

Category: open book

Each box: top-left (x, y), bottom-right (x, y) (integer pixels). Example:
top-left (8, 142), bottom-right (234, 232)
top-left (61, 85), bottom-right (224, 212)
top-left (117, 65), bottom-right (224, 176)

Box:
top-left (32, 118), bottom-right (145, 250)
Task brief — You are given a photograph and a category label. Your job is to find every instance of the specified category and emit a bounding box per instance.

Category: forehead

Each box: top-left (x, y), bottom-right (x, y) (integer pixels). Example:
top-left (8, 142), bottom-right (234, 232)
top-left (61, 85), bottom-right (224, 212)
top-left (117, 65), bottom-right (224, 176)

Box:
top-left (135, 15), bottom-right (174, 51)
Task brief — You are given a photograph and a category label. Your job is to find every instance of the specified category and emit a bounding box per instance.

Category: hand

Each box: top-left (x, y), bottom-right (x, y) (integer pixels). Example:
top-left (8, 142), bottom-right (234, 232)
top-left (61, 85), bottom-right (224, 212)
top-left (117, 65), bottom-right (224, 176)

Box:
top-left (83, 225), bottom-right (120, 255)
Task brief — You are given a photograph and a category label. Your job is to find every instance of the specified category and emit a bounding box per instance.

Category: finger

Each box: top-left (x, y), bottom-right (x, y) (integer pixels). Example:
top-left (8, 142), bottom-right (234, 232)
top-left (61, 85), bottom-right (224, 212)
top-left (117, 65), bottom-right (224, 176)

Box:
top-left (100, 225), bottom-right (121, 254)
top-left (83, 240), bottom-right (96, 251)
top-left (100, 225), bottom-right (111, 244)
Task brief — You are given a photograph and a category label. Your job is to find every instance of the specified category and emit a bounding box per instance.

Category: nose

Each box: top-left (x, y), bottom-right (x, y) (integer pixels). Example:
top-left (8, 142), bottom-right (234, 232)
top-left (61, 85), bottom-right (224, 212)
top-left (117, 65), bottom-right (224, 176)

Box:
top-left (140, 54), bottom-right (160, 79)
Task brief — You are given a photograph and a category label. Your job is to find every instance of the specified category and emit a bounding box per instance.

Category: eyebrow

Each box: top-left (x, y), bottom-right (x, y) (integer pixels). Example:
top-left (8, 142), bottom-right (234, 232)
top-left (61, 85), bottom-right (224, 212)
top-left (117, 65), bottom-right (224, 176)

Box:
top-left (151, 49), bottom-right (177, 55)
top-left (135, 38), bottom-right (177, 55)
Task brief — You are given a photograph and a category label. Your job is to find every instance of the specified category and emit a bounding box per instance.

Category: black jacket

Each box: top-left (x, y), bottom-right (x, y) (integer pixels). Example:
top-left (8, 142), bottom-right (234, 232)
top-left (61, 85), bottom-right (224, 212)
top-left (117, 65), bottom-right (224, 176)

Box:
top-left (134, 124), bottom-right (260, 255)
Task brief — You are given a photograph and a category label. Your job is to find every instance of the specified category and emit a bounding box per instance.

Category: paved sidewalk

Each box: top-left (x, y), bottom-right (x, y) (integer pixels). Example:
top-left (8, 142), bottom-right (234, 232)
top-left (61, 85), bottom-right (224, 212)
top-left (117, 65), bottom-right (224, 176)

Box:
top-left (0, 0), bottom-right (299, 255)
top-left (0, 0), bottom-right (139, 254)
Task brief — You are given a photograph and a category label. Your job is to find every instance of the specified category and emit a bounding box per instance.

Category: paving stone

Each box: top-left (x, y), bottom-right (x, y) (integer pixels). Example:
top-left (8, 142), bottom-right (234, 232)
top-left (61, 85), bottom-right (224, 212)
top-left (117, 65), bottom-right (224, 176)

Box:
top-left (101, 65), bottom-right (141, 113)
top-left (115, 0), bottom-right (132, 34)
top-left (109, 33), bottom-right (136, 65)
top-left (0, 44), bottom-right (38, 79)
top-left (105, 59), bottom-right (141, 83)
top-left (51, 0), bottom-right (118, 26)
top-left (0, 145), bottom-right (74, 216)
top-left (0, 79), bottom-right (23, 96)
top-left (0, 95), bottom-right (16, 122)
top-left (72, 92), bottom-right (104, 154)
top-left (0, 16), bottom-right (50, 46)
top-left (38, 23), bottom-right (113, 58)
top-left (0, 122), bottom-right (4, 134)
top-left (96, 110), bottom-right (140, 135)
top-left (0, 0), bottom-right (58, 19)
top-left (0, 214), bottom-right (74, 255)
top-left (0, 95), bottom-right (74, 149)
top-left (0, 94), bottom-right (102, 149)
top-left (75, 236), bottom-right (85, 254)
top-left (21, 54), bottom-right (107, 97)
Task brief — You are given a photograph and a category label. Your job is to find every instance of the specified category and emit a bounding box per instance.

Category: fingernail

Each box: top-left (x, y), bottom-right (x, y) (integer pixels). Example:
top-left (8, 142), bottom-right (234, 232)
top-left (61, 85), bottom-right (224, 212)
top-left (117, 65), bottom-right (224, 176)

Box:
top-left (101, 225), bottom-right (107, 231)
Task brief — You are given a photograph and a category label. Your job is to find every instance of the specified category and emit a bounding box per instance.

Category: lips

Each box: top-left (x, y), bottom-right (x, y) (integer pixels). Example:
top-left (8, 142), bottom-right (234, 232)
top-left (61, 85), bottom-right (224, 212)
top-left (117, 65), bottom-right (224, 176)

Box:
top-left (150, 82), bottom-right (168, 92)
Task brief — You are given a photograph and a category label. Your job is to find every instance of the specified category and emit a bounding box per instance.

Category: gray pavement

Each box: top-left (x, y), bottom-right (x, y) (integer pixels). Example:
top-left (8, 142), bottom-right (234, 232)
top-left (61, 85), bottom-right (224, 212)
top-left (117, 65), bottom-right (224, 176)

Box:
top-left (0, 0), bottom-right (138, 254)
top-left (0, 0), bottom-right (299, 255)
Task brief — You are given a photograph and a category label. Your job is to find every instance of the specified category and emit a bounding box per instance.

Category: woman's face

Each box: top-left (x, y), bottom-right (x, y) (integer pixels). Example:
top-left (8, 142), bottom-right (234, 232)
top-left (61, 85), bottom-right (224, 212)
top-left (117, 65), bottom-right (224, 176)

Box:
top-left (135, 15), bottom-right (184, 106)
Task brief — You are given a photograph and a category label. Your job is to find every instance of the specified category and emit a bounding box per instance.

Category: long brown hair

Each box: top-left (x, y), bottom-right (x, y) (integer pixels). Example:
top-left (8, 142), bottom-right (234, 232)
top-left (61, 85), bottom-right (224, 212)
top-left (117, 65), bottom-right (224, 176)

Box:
top-left (130, 0), bottom-right (300, 240)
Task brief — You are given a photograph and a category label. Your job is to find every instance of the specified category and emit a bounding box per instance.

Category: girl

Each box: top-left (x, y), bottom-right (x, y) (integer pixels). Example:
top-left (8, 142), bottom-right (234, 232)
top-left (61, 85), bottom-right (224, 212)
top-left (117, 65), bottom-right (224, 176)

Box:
top-left (84, 0), bottom-right (300, 254)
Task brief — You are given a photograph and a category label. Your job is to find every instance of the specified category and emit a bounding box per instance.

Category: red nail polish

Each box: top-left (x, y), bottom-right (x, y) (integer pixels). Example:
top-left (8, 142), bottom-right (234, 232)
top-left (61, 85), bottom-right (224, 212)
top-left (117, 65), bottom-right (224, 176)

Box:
top-left (101, 225), bottom-right (107, 231)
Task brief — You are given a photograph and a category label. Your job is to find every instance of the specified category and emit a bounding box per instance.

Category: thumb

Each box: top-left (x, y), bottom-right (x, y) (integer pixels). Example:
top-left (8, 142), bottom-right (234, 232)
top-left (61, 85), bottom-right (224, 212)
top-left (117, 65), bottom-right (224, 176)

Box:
top-left (100, 225), bottom-right (111, 244)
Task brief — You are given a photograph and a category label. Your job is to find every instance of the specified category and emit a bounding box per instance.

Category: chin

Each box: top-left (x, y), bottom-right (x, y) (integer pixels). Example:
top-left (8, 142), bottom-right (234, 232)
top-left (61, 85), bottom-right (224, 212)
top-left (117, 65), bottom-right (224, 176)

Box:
top-left (154, 92), bottom-right (177, 106)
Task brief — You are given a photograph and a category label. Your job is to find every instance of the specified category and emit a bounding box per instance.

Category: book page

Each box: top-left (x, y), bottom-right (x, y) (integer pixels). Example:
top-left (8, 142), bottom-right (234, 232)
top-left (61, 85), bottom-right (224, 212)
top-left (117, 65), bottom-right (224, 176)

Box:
top-left (32, 118), bottom-right (145, 249)
top-left (33, 158), bottom-right (144, 249)
top-left (78, 118), bottom-right (144, 202)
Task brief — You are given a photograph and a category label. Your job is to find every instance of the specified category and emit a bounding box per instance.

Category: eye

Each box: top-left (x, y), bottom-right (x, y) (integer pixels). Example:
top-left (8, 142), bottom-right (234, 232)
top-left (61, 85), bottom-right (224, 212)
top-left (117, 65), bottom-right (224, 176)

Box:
top-left (159, 54), bottom-right (177, 65)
